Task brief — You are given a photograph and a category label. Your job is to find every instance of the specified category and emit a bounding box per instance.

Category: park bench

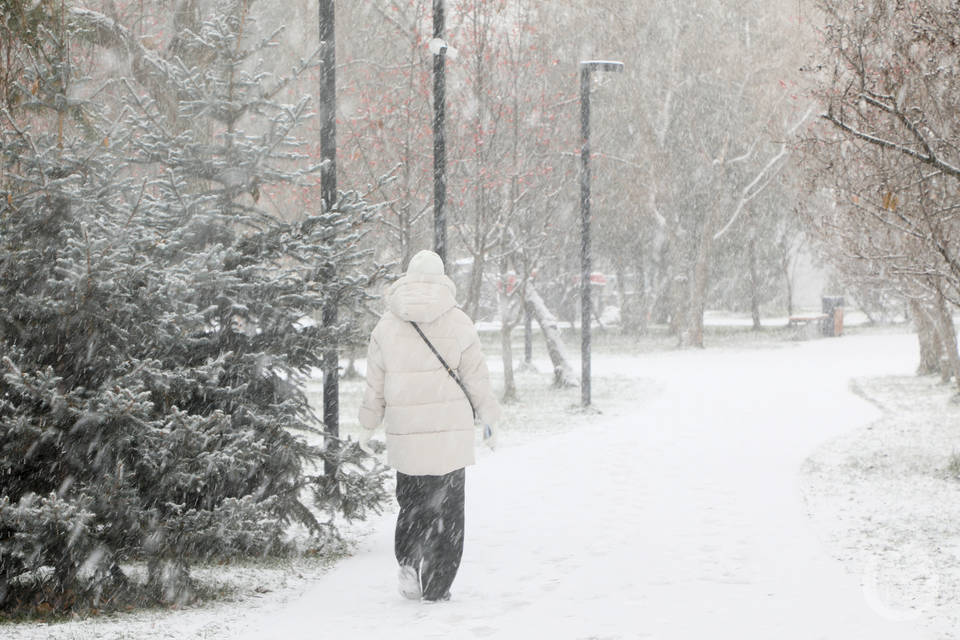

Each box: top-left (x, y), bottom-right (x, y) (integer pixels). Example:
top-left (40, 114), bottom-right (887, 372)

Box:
top-left (787, 314), bottom-right (829, 328)
top-left (788, 314), bottom-right (830, 340)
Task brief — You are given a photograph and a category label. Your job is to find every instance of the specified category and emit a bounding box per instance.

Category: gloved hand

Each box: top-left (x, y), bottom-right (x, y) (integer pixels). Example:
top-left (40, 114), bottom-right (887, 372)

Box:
top-left (482, 423), bottom-right (497, 451)
top-left (359, 431), bottom-right (376, 456)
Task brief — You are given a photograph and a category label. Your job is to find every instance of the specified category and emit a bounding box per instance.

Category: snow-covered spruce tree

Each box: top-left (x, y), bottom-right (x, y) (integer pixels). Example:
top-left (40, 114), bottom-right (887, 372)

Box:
top-left (0, 8), bottom-right (387, 614)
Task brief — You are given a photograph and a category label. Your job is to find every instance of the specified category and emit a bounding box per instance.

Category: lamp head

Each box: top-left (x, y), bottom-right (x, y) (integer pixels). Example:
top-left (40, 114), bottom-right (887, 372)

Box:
top-left (580, 61), bottom-right (625, 73)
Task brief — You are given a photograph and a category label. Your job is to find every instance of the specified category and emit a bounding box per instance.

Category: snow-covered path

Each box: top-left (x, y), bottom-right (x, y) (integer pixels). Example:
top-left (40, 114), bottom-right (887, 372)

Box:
top-left (238, 333), bottom-right (924, 640)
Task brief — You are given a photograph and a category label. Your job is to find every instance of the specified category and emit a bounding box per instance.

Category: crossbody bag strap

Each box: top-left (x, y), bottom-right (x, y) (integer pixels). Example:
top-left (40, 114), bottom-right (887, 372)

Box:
top-left (410, 321), bottom-right (477, 420)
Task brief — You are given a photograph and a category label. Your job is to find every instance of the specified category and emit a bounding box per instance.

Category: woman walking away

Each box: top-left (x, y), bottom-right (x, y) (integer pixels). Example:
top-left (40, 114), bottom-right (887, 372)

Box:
top-left (358, 250), bottom-right (500, 602)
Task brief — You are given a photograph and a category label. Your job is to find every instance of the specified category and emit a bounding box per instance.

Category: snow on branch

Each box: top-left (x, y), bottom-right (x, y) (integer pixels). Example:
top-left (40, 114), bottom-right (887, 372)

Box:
top-left (713, 105), bottom-right (812, 241)
top-left (712, 146), bottom-right (786, 240)
top-left (822, 111), bottom-right (960, 180)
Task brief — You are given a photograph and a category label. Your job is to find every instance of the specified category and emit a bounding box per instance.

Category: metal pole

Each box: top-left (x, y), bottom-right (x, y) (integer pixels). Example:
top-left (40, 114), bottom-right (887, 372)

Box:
top-left (319, 0), bottom-right (338, 473)
top-left (319, 0), bottom-right (336, 212)
top-left (432, 0), bottom-right (447, 264)
top-left (579, 65), bottom-right (592, 408)
top-left (578, 61), bottom-right (623, 408)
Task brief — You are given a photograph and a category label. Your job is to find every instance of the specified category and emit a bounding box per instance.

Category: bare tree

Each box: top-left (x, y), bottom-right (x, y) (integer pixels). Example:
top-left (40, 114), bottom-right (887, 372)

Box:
top-left (337, 0), bottom-right (435, 266)
top-left (551, 0), bottom-right (810, 347)
top-left (801, 0), bottom-right (960, 391)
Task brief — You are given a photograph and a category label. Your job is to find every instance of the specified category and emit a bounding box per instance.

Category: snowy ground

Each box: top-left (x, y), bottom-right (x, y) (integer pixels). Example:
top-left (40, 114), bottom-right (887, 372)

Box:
top-left (474, 308), bottom-right (879, 334)
top-left (4, 327), bottom-right (947, 639)
top-left (802, 374), bottom-right (960, 640)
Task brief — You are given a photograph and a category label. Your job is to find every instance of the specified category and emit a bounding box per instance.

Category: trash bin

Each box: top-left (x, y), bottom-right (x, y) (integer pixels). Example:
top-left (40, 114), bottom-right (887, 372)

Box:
top-left (821, 296), bottom-right (844, 337)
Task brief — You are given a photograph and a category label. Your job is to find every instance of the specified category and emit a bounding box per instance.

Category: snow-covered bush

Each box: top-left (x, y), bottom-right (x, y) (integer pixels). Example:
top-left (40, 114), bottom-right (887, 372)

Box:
top-left (0, 5), bottom-right (387, 614)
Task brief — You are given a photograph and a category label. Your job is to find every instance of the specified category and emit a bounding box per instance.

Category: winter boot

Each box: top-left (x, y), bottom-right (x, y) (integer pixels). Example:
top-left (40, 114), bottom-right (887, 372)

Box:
top-left (422, 592), bottom-right (451, 603)
top-left (398, 565), bottom-right (421, 600)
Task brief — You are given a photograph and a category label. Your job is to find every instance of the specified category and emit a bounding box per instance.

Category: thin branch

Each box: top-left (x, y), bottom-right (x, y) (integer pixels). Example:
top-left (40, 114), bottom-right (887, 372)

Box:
top-left (861, 92), bottom-right (936, 159)
top-left (713, 145), bottom-right (788, 240)
top-left (822, 112), bottom-right (960, 179)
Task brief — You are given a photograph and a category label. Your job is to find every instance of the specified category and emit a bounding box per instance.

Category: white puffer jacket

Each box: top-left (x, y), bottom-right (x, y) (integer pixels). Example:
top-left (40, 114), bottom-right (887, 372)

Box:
top-left (358, 251), bottom-right (501, 476)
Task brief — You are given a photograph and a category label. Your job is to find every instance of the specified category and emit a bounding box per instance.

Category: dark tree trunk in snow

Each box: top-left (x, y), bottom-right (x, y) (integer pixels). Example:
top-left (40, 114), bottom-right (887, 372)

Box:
top-left (525, 284), bottom-right (578, 388)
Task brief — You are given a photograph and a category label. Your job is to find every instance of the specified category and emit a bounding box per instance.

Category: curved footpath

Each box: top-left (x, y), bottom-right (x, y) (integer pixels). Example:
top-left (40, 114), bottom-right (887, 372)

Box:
top-left (239, 333), bottom-right (922, 639)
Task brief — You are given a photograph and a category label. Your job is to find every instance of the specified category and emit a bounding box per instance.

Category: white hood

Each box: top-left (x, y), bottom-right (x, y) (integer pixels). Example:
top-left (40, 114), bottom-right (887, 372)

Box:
top-left (386, 250), bottom-right (457, 323)
top-left (386, 273), bottom-right (457, 323)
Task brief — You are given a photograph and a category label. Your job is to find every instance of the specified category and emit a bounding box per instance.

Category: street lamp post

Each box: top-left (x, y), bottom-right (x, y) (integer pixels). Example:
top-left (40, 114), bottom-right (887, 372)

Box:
top-left (579, 60), bottom-right (623, 408)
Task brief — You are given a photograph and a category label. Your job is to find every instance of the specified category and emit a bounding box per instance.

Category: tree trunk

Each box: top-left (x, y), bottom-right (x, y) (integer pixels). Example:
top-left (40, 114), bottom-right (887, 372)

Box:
top-left (669, 273), bottom-right (687, 343)
top-left (933, 295), bottom-right (960, 393)
top-left (748, 235), bottom-right (762, 331)
top-left (785, 275), bottom-right (794, 319)
top-left (500, 320), bottom-right (516, 402)
top-left (523, 300), bottom-right (533, 366)
top-left (676, 211), bottom-right (716, 349)
top-left (498, 255), bottom-right (517, 402)
top-left (617, 264), bottom-right (636, 334)
top-left (148, 557), bottom-right (193, 605)
top-left (779, 237), bottom-right (797, 319)
top-left (654, 240), bottom-right (674, 326)
top-left (525, 283), bottom-right (578, 388)
top-left (911, 299), bottom-right (942, 376)
top-left (464, 252), bottom-right (484, 320)
top-left (636, 259), bottom-right (650, 335)
top-left (685, 226), bottom-right (714, 348)
top-left (399, 143), bottom-right (411, 266)
top-left (342, 354), bottom-right (360, 380)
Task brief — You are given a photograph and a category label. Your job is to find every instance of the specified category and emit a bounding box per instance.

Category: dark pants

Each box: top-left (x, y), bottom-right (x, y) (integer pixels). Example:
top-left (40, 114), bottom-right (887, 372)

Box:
top-left (395, 468), bottom-right (465, 601)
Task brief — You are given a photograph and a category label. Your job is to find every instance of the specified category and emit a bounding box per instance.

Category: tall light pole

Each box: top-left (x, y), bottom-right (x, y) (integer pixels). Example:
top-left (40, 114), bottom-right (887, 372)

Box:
top-left (432, 0), bottom-right (447, 264)
top-left (580, 60), bottom-right (623, 408)
top-left (319, 0), bottom-right (338, 474)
